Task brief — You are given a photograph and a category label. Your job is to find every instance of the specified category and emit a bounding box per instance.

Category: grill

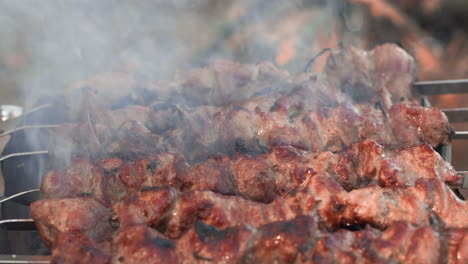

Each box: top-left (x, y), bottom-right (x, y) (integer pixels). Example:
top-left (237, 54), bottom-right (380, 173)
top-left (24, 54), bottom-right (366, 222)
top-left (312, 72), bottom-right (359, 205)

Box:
top-left (0, 81), bottom-right (467, 263)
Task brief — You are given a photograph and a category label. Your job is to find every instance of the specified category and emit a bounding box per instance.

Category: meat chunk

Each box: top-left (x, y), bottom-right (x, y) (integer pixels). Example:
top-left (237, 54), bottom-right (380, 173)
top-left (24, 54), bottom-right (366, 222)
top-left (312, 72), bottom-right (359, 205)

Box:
top-left (165, 190), bottom-right (299, 239)
top-left (41, 140), bottom-right (462, 207)
top-left (50, 232), bottom-right (111, 264)
top-left (320, 43), bottom-right (416, 109)
top-left (30, 197), bottom-right (113, 246)
top-left (40, 159), bottom-right (107, 204)
top-left (390, 103), bottom-right (453, 147)
top-left (301, 222), bottom-right (442, 264)
top-left (176, 221), bottom-right (256, 263)
top-left (240, 216), bottom-right (318, 263)
top-left (337, 177), bottom-right (468, 229)
top-left (111, 186), bottom-right (176, 229)
top-left (112, 225), bottom-right (179, 264)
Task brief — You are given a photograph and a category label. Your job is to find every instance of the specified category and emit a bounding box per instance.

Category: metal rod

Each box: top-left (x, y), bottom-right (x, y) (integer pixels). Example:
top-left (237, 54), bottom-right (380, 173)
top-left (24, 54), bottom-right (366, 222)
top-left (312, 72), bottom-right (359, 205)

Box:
top-left (0, 189), bottom-right (40, 204)
top-left (0, 151), bottom-right (48, 162)
top-left (23, 104), bottom-right (53, 116)
top-left (452, 131), bottom-right (468, 140)
top-left (0, 219), bottom-right (36, 231)
top-left (0, 125), bottom-right (60, 137)
top-left (0, 255), bottom-right (49, 264)
top-left (442, 108), bottom-right (468, 123)
top-left (414, 79), bottom-right (468, 95)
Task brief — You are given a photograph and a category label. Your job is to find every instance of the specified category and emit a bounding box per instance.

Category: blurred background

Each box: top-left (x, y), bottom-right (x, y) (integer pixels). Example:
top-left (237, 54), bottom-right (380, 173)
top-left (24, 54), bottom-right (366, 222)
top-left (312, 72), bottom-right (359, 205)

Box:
top-left (1, 0), bottom-right (468, 188)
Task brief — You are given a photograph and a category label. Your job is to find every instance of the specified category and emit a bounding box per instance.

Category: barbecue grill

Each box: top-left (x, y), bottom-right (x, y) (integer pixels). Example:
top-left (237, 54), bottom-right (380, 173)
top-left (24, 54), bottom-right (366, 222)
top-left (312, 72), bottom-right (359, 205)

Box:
top-left (0, 79), bottom-right (466, 263)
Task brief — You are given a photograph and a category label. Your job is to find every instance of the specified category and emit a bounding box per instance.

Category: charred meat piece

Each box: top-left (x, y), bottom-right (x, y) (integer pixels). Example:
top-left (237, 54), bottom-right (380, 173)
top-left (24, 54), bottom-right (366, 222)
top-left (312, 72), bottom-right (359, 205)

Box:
top-left (50, 232), bottom-right (111, 264)
top-left (239, 215), bottom-right (318, 263)
top-left (104, 216), bottom-right (468, 264)
top-left (336, 177), bottom-right (468, 229)
top-left (112, 225), bottom-right (179, 264)
top-left (117, 152), bottom-right (186, 192)
top-left (30, 197), bottom-right (113, 247)
top-left (148, 190), bottom-right (299, 239)
top-left (98, 181), bottom-right (303, 239)
top-left (111, 186), bottom-right (176, 229)
top-left (301, 222), bottom-right (443, 264)
top-left (176, 221), bottom-right (256, 263)
top-left (40, 159), bottom-right (107, 204)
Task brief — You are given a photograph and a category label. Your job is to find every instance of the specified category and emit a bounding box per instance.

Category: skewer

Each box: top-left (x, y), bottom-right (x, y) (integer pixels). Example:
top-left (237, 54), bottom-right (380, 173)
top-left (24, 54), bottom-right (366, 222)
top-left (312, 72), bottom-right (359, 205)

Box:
top-left (0, 151), bottom-right (48, 162)
top-left (22, 104), bottom-right (53, 116)
top-left (442, 108), bottom-right (468, 123)
top-left (414, 79), bottom-right (468, 95)
top-left (452, 131), bottom-right (468, 140)
top-left (0, 254), bottom-right (50, 264)
top-left (0, 125), bottom-right (60, 137)
top-left (0, 189), bottom-right (40, 205)
top-left (0, 190), bottom-right (40, 230)
top-left (0, 219), bottom-right (36, 231)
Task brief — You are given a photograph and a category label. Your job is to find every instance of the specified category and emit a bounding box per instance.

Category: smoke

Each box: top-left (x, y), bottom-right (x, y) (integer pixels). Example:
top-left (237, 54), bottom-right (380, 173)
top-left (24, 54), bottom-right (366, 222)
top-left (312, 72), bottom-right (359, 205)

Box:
top-left (0, 0), bottom-right (348, 171)
top-left (0, 2), bottom-right (194, 105)
top-left (0, 0), bottom-right (346, 107)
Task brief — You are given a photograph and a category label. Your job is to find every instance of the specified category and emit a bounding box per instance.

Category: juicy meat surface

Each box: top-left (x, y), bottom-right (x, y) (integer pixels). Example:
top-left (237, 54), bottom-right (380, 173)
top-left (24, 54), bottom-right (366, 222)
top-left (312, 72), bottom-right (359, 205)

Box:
top-left (300, 221), bottom-right (443, 264)
top-left (336, 177), bottom-right (468, 229)
top-left (111, 186), bottom-right (176, 229)
top-left (30, 197), bottom-right (113, 246)
top-left (50, 232), bottom-right (111, 264)
top-left (40, 159), bottom-right (107, 204)
top-left (51, 215), bottom-right (468, 264)
top-left (112, 225), bottom-right (179, 264)
top-left (108, 173), bottom-right (468, 240)
top-left (41, 140), bottom-right (462, 206)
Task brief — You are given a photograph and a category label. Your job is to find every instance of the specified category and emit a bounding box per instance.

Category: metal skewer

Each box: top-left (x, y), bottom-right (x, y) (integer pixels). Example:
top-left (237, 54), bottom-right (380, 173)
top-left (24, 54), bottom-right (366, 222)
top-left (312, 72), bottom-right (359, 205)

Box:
top-left (0, 151), bottom-right (48, 162)
top-left (452, 131), bottom-right (468, 140)
top-left (0, 189), bottom-right (40, 205)
top-left (414, 79), bottom-right (468, 95)
top-left (0, 125), bottom-right (60, 138)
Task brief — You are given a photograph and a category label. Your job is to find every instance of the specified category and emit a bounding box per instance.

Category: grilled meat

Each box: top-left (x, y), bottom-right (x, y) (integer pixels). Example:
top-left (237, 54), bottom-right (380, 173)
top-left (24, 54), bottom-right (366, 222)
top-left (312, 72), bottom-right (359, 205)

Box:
top-left (40, 159), bottom-right (108, 204)
top-left (30, 43), bottom-right (466, 263)
top-left (35, 171), bottom-right (468, 246)
top-left (49, 100), bottom-right (452, 163)
top-left (110, 186), bottom-right (299, 239)
top-left (67, 44), bottom-right (415, 113)
top-left (50, 232), bottom-right (111, 264)
top-left (41, 139), bottom-right (462, 206)
top-left (336, 177), bottom-right (468, 229)
top-left (111, 225), bottom-right (179, 264)
top-left (30, 197), bottom-right (113, 246)
top-left (48, 43), bottom-right (448, 163)
top-left (50, 216), bottom-right (468, 264)
top-left (299, 221), bottom-right (445, 264)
